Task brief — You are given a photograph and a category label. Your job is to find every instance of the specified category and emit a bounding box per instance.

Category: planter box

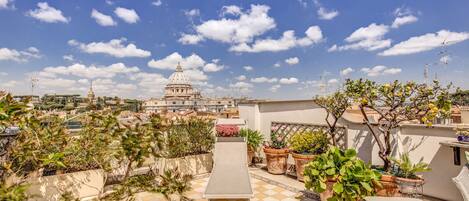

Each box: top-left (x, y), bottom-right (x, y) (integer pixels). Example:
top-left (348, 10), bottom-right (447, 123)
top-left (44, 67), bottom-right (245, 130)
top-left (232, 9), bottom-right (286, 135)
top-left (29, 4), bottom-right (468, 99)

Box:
top-left (159, 153), bottom-right (213, 176)
top-left (26, 169), bottom-right (104, 201)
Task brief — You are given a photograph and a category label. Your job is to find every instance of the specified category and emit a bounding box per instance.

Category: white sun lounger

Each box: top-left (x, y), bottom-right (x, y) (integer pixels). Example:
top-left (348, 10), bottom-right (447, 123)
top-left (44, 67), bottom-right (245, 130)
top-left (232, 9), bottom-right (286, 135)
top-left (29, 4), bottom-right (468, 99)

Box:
top-left (204, 137), bottom-right (253, 200)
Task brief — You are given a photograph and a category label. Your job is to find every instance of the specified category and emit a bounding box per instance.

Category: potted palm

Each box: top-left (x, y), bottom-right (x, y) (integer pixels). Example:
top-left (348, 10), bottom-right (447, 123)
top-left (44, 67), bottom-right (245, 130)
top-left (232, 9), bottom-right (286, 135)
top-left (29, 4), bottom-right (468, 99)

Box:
top-left (288, 129), bottom-right (328, 181)
top-left (391, 153), bottom-right (431, 195)
top-left (304, 147), bottom-right (381, 201)
top-left (263, 125), bottom-right (289, 174)
top-left (239, 128), bottom-right (264, 165)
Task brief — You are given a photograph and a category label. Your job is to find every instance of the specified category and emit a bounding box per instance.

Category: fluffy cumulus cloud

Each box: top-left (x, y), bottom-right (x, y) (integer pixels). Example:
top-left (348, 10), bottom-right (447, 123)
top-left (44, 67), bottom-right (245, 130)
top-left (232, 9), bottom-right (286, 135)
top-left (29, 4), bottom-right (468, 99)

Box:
top-left (250, 77), bottom-right (278, 83)
top-left (203, 63), bottom-right (224, 72)
top-left (68, 38), bottom-right (151, 58)
top-left (243, 66), bottom-right (253, 71)
top-left (91, 9), bottom-right (117, 26)
top-left (391, 15), bottom-right (418, 28)
top-left (0, 0), bottom-right (13, 9)
top-left (285, 57), bottom-right (299, 65)
top-left (230, 26), bottom-right (323, 53)
top-left (63, 54), bottom-right (75, 62)
top-left (180, 5), bottom-right (275, 44)
top-left (235, 75), bottom-right (246, 81)
top-left (229, 81), bottom-right (253, 93)
top-left (130, 72), bottom-right (168, 94)
top-left (178, 34), bottom-right (205, 45)
top-left (39, 63), bottom-right (140, 79)
top-left (114, 7), bottom-right (140, 24)
top-left (329, 23), bottom-right (391, 52)
top-left (0, 47), bottom-right (41, 62)
top-left (279, 77), bottom-right (299, 84)
top-left (317, 7), bottom-right (339, 20)
top-left (379, 30), bottom-right (469, 56)
top-left (269, 84), bottom-right (281, 92)
top-left (221, 5), bottom-right (242, 16)
top-left (340, 67), bottom-right (354, 76)
top-left (27, 2), bottom-right (70, 23)
top-left (184, 9), bottom-right (200, 18)
top-left (361, 65), bottom-right (402, 76)
top-left (152, 0), bottom-right (162, 7)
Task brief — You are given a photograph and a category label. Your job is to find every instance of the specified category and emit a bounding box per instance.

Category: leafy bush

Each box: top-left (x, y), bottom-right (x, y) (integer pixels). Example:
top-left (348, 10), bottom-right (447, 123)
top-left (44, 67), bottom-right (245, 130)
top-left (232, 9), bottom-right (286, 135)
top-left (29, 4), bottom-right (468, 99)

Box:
top-left (288, 129), bottom-right (328, 154)
top-left (391, 153), bottom-right (431, 179)
top-left (165, 117), bottom-right (215, 158)
top-left (239, 128), bottom-right (263, 151)
top-left (215, 124), bottom-right (239, 137)
top-left (304, 147), bottom-right (381, 200)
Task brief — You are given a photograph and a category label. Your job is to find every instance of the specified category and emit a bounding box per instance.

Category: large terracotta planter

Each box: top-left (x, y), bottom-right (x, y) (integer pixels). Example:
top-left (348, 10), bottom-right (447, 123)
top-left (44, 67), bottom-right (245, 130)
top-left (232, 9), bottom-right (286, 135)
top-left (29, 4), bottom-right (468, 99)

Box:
top-left (396, 177), bottom-right (424, 195)
top-left (160, 153), bottom-right (213, 176)
top-left (263, 147), bottom-right (289, 175)
top-left (26, 169), bottom-right (105, 201)
top-left (291, 152), bottom-right (316, 182)
top-left (375, 174), bottom-right (400, 197)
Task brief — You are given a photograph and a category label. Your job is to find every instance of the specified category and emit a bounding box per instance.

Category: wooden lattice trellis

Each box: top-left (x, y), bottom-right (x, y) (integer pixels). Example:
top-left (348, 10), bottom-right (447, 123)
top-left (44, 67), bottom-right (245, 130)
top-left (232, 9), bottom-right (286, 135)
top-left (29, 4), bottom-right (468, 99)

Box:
top-left (270, 121), bottom-right (347, 149)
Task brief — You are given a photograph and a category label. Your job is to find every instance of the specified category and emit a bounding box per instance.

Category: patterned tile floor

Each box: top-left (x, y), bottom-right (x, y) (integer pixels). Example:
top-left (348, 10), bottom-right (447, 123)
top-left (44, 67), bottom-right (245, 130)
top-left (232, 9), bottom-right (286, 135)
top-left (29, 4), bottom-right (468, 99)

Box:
top-left (136, 176), bottom-right (300, 201)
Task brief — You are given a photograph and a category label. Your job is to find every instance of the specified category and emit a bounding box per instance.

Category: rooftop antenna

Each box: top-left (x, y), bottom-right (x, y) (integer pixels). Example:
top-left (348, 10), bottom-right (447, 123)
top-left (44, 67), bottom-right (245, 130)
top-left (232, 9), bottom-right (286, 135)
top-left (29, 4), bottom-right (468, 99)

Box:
top-left (30, 76), bottom-right (38, 96)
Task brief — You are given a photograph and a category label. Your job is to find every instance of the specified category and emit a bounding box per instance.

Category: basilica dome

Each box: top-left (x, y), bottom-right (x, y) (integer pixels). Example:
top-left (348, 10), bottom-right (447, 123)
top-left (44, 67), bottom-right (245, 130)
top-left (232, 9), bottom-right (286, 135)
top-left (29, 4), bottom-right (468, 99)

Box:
top-left (168, 63), bottom-right (190, 85)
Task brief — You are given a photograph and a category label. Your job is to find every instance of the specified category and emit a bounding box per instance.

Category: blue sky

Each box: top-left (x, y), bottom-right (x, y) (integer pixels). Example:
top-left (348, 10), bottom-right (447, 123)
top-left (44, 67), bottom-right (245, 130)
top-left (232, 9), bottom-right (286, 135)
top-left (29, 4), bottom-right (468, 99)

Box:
top-left (0, 0), bottom-right (468, 99)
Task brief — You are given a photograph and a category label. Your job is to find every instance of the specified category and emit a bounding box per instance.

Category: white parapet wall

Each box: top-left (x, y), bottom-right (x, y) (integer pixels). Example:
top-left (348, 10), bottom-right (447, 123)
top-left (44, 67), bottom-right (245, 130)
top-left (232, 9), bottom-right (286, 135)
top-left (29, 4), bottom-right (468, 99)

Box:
top-left (239, 99), bottom-right (468, 201)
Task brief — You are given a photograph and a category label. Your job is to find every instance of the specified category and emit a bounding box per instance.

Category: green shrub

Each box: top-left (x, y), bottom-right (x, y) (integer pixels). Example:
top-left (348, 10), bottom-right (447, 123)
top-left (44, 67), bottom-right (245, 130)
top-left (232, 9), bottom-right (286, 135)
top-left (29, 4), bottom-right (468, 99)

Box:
top-left (391, 153), bottom-right (431, 179)
top-left (239, 128), bottom-right (263, 151)
top-left (304, 147), bottom-right (381, 200)
top-left (288, 129), bottom-right (328, 154)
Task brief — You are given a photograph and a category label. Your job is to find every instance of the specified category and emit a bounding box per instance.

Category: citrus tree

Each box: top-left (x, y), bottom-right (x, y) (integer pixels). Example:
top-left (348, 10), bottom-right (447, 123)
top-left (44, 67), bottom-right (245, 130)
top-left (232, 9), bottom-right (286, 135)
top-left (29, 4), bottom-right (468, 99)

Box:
top-left (345, 79), bottom-right (451, 171)
top-left (314, 91), bottom-right (351, 146)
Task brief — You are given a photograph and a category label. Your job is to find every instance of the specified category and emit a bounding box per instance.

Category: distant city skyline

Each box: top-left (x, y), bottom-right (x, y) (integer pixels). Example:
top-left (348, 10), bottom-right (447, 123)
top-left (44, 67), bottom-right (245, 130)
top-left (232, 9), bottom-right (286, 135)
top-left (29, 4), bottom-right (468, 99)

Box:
top-left (0, 0), bottom-right (468, 99)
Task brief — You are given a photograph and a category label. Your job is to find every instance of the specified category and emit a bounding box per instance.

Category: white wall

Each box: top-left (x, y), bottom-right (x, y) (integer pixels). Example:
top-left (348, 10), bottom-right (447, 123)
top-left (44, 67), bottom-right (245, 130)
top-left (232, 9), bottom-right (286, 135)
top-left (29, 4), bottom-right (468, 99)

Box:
top-left (239, 100), bottom-right (468, 201)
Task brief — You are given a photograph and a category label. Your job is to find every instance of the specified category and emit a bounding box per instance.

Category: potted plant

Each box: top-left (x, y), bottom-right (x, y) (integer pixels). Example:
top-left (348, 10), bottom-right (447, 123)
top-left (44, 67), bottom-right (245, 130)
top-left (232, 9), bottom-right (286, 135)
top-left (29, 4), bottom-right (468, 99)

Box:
top-left (288, 129), bottom-right (328, 181)
top-left (455, 127), bottom-right (469, 143)
top-left (304, 147), bottom-right (381, 201)
top-left (391, 153), bottom-right (431, 195)
top-left (239, 128), bottom-right (264, 165)
top-left (263, 125), bottom-right (289, 174)
top-left (215, 124), bottom-right (239, 137)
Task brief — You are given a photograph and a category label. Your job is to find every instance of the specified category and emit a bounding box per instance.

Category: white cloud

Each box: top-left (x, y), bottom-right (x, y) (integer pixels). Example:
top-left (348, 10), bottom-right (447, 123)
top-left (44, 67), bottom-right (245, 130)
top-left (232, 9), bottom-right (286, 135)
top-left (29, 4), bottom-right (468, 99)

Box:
top-left (178, 34), bottom-right (204, 45)
top-left (114, 7), bottom-right (140, 24)
top-left (317, 7), bottom-right (339, 20)
top-left (180, 4), bottom-right (276, 44)
top-left (285, 57), bottom-right (299, 65)
top-left (229, 81), bottom-right (253, 93)
top-left (0, 47), bottom-right (41, 62)
top-left (340, 67), bottom-right (354, 76)
top-left (440, 55), bottom-right (451, 64)
top-left (63, 54), bottom-right (74, 62)
top-left (40, 63), bottom-right (140, 79)
top-left (184, 9), bottom-right (200, 18)
top-left (130, 72), bottom-right (168, 94)
top-left (68, 38), bottom-right (151, 58)
top-left (91, 9), bottom-right (117, 26)
top-left (203, 63), bottom-right (224, 72)
top-left (1, 80), bottom-right (17, 88)
top-left (27, 2), bottom-right (70, 23)
top-left (274, 62), bottom-right (281, 68)
top-left (279, 77), bottom-right (299, 84)
top-left (0, 0), bottom-right (13, 9)
top-left (243, 65), bottom-right (253, 71)
top-left (361, 65), bottom-right (402, 76)
top-left (221, 5), bottom-right (242, 16)
top-left (230, 26), bottom-right (323, 53)
top-left (327, 78), bottom-right (338, 84)
top-left (152, 0), bottom-right (162, 6)
top-left (391, 15), bottom-right (417, 28)
top-left (235, 75), bottom-right (246, 81)
top-left (147, 52), bottom-right (205, 70)
top-left (379, 30), bottom-right (469, 56)
top-left (269, 84), bottom-right (281, 92)
top-left (250, 77), bottom-right (278, 83)
top-left (329, 23), bottom-right (391, 52)
top-left (39, 77), bottom-right (77, 88)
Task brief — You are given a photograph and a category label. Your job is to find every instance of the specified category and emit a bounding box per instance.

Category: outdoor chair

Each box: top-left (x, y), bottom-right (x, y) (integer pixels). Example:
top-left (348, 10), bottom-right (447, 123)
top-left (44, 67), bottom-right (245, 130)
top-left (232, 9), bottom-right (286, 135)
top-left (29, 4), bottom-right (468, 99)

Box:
top-left (453, 164), bottom-right (469, 201)
top-left (204, 137), bottom-right (253, 200)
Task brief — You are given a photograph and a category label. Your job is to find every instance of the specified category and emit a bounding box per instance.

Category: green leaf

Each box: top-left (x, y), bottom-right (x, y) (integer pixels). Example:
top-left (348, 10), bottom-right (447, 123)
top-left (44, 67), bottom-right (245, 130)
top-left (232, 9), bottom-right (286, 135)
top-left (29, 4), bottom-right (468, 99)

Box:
top-left (360, 182), bottom-right (372, 192)
top-left (332, 183), bottom-right (344, 193)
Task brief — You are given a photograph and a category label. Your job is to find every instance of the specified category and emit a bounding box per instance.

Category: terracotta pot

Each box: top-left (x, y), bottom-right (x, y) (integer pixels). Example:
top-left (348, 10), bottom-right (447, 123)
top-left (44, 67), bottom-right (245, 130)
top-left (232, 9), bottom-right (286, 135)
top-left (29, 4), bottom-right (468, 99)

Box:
top-left (375, 174), bottom-right (400, 197)
top-left (263, 147), bottom-right (289, 175)
top-left (247, 148), bottom-right (255, 165)
top-left (319, 179), bottom-right (336, 201)
top-left (396, 177), bottom-right (424, 195)
top-left (291, 152), bottom-right (316, 182)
